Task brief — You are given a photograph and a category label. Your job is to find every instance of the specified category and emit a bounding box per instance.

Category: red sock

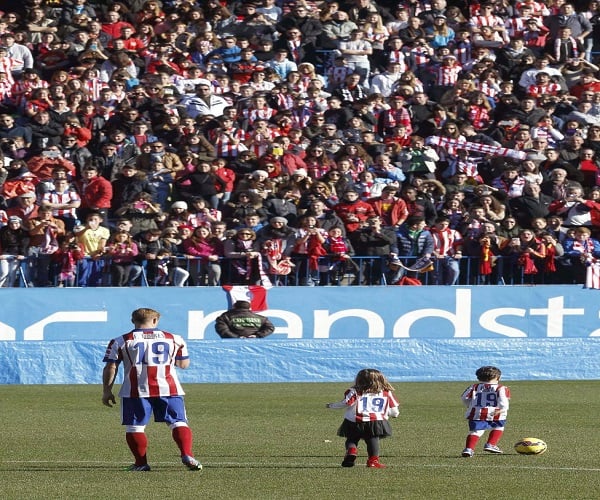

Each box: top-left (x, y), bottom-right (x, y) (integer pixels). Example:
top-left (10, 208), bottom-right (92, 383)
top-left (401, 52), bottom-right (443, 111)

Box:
top-left (172, 425), bottom-right (193, 457)
top-left (465, 434), bottom-right (479, 449)
top-left (126, 432), bottom-right (148, 466)
top-left (487, 429), bottom-right (503, 446)
top-left (346, 446), bottom-right (358, 456)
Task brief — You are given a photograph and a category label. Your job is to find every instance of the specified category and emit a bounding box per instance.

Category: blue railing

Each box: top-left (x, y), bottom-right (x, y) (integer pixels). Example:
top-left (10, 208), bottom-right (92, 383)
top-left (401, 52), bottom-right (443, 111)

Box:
top-left (6, 255), bottom-right (580, 287)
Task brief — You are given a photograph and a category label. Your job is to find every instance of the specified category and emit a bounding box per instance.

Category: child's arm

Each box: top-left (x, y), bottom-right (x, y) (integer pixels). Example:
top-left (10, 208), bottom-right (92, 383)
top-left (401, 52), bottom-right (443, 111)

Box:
top-left (326, 388), bottom-right (355, 409)
top-left (387, 391), bottom-right (400, 418)
top-left (497, 385), bottom-right (510, 413)
top-left (460, 385), bottom-right (475, 406)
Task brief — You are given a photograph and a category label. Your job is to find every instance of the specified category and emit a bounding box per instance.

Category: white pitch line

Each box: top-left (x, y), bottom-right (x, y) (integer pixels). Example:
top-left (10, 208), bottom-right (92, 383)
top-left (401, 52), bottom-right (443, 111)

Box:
top-left (2, 460), bottom-right (600, 472)
top-left (404, 463), bottom-right (600, 472)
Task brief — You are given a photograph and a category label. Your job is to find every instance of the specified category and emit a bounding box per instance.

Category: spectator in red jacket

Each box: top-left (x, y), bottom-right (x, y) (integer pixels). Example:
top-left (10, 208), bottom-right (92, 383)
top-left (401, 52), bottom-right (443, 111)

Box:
top-left (334, 188), bottom-right (376, 234)
top-left (101, 11), bottom-right (134, 41)
top-left (368, 185), bottom-right (409, 229)
top-left (76, 163), bottom-right (113, 223)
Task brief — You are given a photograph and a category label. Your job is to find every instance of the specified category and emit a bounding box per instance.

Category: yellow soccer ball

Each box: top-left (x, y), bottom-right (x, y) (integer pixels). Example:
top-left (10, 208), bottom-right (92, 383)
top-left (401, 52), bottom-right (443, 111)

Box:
top-left (514, 438), bottom-right (547, 455)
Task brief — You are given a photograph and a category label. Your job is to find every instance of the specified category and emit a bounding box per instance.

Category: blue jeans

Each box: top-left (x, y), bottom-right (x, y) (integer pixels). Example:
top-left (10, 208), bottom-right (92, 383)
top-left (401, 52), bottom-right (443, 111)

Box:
top-left (433, 256), bottom-right (460, 285)
top-left (77, 258), bottom-right (105, 287)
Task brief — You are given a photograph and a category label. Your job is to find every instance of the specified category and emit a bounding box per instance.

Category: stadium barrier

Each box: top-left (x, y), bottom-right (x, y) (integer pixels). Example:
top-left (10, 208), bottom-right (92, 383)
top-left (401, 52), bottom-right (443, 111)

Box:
top-left (1, 285), bottom-right (600, 384)
top-left (13, 254), bottom-right (579, 287)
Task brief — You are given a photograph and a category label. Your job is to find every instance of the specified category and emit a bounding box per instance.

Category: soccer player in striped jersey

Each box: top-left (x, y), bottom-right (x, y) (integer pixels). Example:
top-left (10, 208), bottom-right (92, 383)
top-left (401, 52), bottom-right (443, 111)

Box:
top-left (102, 308), bottom-right (202, 471)
top-left (460, 366), bottom-right (510, 457)
top-left (326, 368), bottom-right (399, 468)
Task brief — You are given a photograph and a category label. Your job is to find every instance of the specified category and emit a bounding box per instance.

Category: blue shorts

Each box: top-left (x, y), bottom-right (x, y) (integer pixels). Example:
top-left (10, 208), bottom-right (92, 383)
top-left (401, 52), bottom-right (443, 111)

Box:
top-left (121, 397), bottom-right (188, 426)
top-left (468, 420), bottom-right (506, 431)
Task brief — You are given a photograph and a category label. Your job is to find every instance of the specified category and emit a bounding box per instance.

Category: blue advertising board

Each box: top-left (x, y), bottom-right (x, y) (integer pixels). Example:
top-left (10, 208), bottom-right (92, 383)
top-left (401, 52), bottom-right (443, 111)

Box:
top-left (1, 286), bottom-right (599, 384)
top-left (1, 285), bottom-right (599, 341)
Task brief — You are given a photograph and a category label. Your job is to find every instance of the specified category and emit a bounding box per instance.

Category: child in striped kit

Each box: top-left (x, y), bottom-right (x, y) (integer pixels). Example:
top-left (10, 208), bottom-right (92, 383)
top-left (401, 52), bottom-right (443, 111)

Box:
top-left (326, 368), bottom-right (399, 468)
top-left (461, 366), bottom-right (510, 457)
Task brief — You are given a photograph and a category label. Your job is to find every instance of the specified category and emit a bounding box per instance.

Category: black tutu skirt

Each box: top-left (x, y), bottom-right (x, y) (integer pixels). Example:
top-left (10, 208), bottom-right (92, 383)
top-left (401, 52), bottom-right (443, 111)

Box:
top-left (337, 418), bottom-right (393, 439)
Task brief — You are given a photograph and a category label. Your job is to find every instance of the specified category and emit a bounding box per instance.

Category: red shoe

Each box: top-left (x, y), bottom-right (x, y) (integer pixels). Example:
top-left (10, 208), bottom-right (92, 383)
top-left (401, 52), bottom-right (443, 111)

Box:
top-left (366, 456), bottom-right (386, 468)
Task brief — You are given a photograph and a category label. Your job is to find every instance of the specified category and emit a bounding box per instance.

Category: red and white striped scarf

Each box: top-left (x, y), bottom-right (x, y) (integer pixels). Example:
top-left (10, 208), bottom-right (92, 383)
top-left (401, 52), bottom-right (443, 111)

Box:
top-left (263, 239), bottom-right (293, 275)
top-left (382, 108), bottom-right (412, 132)
top-left (572, 240), bottom-right (595, 255)
top-left (232, 242), bottom-right (272, 287)
top-left (586, 260), bottom-right (600, 289)
top-left (427, 136), bottom-right (527, 160)
top-left (453, 41), bottom-right (472, 66)
top-left (467, 105), bottom-right (490, 130)
top-left (555, 36), bottom-right (579, 62)
top-left (410, 47), bottom-right (430, 67)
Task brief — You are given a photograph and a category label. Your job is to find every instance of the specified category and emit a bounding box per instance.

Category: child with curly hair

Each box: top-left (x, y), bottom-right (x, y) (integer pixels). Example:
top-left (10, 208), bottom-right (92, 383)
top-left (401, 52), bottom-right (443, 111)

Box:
top-left (326, 368), bottom-right (399, 468)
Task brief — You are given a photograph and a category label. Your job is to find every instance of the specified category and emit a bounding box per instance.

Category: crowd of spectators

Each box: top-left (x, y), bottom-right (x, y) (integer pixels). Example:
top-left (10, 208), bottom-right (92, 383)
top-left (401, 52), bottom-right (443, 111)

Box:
top-left (1, 0), bottom-right (600, 287)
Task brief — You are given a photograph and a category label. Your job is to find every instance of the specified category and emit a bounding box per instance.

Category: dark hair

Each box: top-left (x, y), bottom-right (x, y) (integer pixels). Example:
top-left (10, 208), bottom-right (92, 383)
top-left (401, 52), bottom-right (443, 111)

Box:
top-left (475, 366), bottom-right (502, 382)
top-left (405, 215), bottom-right (425, 226)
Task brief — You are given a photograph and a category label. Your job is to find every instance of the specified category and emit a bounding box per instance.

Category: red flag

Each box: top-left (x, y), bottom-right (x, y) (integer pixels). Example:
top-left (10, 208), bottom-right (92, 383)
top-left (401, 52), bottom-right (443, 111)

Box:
top-left (222, 285), bottom-right (269, 311)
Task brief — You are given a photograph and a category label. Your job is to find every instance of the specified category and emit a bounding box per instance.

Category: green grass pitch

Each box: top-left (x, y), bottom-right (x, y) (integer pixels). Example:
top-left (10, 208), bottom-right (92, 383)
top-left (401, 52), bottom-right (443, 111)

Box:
top-left (1, 381), bottom-right (600, 499)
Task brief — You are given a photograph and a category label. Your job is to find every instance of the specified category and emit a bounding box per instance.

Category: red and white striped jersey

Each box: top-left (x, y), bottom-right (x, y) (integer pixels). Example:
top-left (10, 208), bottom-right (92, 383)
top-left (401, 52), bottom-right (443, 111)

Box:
top-left (387, 50), bottom-right (407, 71)
top-left (504, 17), bottom-right (527, 38)
top-left (210, 127), bottom-right (248, 158)
top-left (274, 92), bottom-right (294, 110)
top-left (470, 14), bottom-right (505, 30)
top-left (0, 79), bottom-right (13, 103)
top-left (290, 107), bottom-right (313, 128)
top-left (339, 388), bottom-right (399, 423)
top-left (431, 226), bottom-right (463, 256)
top-left (461, 383), bottom-right (510, 421)
top-left (477, 80), bottom-right (501, 99)
top-left (42, 190), bottom-right (81, 219)
top-left (242, 106), bottom-right (277, 126)
top-left (433, 63), bottom-right (462, 87)
top-left (327, 65), bottom-right (354, 89)
top-left (83, 78), bottom-right (106, 102)
top-left (103, 329), bottom-right (189, 398)
top-left (515, 1), bottom-right (549, 16)
top-left (527, 83), bottom-right (560, 98)
top-left (11, 79), bottom-right (48, 109)
top-left (0, 57), bottom-right (15, 85)
top-left (247, 128), bottom-right (279, 157)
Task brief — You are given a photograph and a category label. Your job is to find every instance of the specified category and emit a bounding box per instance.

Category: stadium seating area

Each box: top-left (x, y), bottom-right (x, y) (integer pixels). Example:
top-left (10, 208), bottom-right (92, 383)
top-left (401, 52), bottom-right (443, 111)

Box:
top-left (1, 0), bottom-right (600, 287)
